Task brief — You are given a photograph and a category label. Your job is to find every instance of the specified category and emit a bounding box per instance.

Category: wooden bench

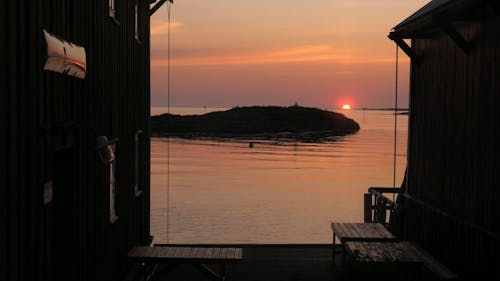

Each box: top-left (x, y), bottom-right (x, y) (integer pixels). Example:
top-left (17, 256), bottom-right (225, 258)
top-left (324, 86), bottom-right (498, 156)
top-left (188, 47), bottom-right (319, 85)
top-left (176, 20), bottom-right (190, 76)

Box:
top-left (331, 222), bottom-right (397, 264)
top-left (345, 241), bottom-right (458, 280)
top-left (128, 246), bottom-right (243, 281)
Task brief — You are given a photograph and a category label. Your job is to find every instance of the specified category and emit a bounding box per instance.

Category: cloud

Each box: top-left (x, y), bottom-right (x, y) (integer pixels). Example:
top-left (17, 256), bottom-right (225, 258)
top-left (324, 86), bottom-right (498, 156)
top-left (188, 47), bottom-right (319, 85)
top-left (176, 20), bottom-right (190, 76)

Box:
top-left (151, 44), bottom-right (408, 67)
top-left (333, 0), bottom-right (426, 8)
top-left (150, 20), bottom-right (183, 35)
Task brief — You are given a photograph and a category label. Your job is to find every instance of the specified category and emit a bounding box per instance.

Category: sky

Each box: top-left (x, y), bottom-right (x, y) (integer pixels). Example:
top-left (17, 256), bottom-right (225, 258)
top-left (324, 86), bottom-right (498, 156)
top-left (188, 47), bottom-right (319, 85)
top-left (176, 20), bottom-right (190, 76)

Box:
top-left (150, 0), bottom-right (429, 109)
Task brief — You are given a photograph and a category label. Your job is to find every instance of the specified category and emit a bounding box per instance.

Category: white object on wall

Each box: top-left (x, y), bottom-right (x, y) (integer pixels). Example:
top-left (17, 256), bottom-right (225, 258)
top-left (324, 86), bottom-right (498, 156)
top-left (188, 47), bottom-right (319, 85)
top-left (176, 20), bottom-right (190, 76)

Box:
top-left (43, 29), bottom-right (86, 79)
top-left (43, 181), bottom-right (53, 205)
top-left (109, 144), bottom-right (119, 224)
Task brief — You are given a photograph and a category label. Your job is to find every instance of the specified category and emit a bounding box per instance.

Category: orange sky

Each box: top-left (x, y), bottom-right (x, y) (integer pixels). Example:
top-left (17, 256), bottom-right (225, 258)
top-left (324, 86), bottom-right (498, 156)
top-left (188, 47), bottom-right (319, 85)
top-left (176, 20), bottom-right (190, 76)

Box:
top-left (150, 0), bottom-right (429, 109)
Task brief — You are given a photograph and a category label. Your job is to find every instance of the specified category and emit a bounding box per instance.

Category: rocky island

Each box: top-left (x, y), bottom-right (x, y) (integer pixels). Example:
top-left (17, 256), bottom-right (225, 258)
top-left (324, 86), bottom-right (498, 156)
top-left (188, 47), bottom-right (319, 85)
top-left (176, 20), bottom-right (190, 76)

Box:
top-left (151, 106), bottom-right (360, 141)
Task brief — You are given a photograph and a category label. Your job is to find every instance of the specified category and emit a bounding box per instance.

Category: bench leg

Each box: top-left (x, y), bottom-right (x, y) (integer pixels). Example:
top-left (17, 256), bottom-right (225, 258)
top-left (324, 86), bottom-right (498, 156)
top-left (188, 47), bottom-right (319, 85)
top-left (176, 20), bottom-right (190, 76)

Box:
top-left (147, 264), bottom-right (160, 281)
top-left (332, 233), bottom-right (336, 265)
top-left (136, 263), bottom-right (160, 281)
top-left (341, 242), bottom-right (347, 268)
top-left (221, 264), bottom-right (226, 281)
top-left (137, 263), bottom-right (147, 281)
top-left (194, 263), bottom-right (226, 281)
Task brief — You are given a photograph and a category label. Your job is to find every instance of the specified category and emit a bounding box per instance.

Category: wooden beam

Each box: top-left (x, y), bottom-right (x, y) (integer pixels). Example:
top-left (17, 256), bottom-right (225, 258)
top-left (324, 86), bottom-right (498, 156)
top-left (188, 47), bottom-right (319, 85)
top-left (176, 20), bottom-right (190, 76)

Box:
top-left (432, 14), bottom-right (471, 54)
top-left (388, 33), bottom-right (419, 63)
top-left (440, 23), bottom-right (471, 53)
top-left (149, 0), bottom-right (173, 17)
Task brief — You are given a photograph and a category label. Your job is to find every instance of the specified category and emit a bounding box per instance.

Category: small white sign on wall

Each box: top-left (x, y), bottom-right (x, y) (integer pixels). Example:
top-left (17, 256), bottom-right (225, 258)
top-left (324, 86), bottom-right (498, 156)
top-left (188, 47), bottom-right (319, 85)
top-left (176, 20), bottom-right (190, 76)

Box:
top-left (43, 29), bottom-right (87, 79)
top-left (109, 144), bottom-right (119, 224)
top-left (44, 181), bottom-right (53, 205)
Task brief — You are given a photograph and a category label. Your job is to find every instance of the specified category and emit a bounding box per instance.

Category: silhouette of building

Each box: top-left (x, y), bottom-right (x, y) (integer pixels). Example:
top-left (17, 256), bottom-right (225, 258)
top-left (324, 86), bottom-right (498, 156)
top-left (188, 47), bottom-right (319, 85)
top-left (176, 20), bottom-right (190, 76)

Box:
top-left (389, 0), bottom-right (500, 278)
top-left (1, 1), bottom-right (171, 280)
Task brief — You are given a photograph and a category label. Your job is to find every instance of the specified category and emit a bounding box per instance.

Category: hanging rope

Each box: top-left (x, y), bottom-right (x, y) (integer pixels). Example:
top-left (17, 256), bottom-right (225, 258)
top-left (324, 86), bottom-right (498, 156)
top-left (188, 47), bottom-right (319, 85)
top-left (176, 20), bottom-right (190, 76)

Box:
top-left (393, 43), bottom-right (399, 202)
top-left (166, 1), bottom-right (172, 244)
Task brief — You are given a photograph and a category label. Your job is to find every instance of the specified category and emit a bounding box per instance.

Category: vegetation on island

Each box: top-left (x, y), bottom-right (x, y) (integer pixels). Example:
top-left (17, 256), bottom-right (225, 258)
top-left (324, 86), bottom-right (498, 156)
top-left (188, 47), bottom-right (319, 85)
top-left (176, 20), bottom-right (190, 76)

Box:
top-left (151, 105), bottom-right (360, 141)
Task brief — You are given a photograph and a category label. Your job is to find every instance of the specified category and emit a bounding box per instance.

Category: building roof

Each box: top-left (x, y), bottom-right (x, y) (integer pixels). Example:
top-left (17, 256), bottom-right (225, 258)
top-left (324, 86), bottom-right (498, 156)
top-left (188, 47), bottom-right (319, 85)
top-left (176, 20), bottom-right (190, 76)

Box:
top-left (391, 0), bottom-right (491, 38)
top-left (393, 0), bottom-right (453, 30)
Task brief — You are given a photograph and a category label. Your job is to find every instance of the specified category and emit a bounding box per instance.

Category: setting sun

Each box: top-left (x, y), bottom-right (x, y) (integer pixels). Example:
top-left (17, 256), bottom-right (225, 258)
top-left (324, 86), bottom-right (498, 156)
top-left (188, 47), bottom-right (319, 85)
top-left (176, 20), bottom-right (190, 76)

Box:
top-left (342, 104), bottom-right (351, 110)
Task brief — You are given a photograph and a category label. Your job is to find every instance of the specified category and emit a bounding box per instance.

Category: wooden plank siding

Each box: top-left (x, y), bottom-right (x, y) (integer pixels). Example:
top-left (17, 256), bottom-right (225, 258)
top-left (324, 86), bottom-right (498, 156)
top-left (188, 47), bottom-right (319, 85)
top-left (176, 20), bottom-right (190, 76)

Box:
top-left (404, 15), bottom-right (500, 279)
top-left (2, 1), bottom-right (152, 281)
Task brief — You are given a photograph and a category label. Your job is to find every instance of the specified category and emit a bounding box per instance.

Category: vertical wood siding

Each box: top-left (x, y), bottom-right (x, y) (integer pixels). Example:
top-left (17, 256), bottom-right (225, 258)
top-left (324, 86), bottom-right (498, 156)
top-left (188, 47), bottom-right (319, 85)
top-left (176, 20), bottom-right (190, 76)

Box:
top-left (405, 15), bottom-right (500, 279)
top-left (2, 1), bottom-right (152, 280)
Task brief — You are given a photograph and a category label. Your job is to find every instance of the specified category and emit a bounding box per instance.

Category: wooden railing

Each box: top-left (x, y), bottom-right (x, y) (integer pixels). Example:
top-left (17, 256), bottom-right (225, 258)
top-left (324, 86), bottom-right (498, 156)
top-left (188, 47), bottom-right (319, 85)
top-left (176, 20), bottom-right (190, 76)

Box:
top-left (364, 187), bottom-right (400, 225)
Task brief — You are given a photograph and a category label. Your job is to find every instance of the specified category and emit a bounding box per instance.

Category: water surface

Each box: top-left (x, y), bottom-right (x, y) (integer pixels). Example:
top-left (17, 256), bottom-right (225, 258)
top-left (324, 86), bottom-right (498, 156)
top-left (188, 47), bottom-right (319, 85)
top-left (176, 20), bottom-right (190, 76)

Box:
top-left (151, 108), bottom-right (407, 244)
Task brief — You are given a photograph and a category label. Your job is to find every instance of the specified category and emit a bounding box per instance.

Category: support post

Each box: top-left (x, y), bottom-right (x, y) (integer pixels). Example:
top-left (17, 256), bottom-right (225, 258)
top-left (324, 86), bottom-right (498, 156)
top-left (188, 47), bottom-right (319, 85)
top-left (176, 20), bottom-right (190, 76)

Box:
top-left (364, 193), bottom-right (372, 223)
top-left (376, 197), bottom-right (387, 225)
top-left (388, 33), bottom-right (419, 63)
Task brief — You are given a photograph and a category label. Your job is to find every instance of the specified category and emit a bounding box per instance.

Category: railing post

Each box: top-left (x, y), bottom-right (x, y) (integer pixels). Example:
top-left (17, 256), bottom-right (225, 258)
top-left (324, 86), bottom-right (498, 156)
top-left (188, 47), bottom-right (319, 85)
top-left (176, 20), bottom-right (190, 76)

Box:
top-left (367, 187), bottom-right (399, 225)
top-left (376, 197), bottom-right (387, 225)
top-left (364, 193), bottom-right (372, 223)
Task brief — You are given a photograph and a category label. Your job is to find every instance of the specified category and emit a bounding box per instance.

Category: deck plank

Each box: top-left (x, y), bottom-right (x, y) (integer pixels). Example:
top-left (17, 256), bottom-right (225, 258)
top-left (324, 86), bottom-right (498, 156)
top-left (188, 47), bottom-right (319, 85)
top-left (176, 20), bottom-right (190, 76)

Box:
top-left (212, 247), bottom-right (221, 259)
top-left (227, 248), bottom-right (235, 259)
top-left (195, 247), bottom-right (204, 259)
top-left (332, 223), bottom-right (346, 239)
top-left (167, 247), bottom-right (176, 257)
top-left (220, 248), bottom-right (229, 259)
top-left (172, 247), bottom-right (180, 258)
top-left (235, 248), bottom-right (243, 259)
top-left (351, 223), bottom-right (364, 238)
top-left (206, 247), bottom-right (213, 259)
top-left (192, 247), bottom-right (199, 258)
top-left (337, 223), bottom-right (353, 240)
top-left (346, 242), bottom-right (423, 264)
top-left (346, 223), bottom-right (358, 238)
top-left (343, 223), bottom-right (357, 239)
top-left (332, 223), bottom-right (396, 242)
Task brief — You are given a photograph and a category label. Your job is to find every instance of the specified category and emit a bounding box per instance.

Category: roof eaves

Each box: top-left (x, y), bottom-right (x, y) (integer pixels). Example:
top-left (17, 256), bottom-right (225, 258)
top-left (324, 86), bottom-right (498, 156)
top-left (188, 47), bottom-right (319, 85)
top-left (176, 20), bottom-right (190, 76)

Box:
top-left (393, 0), bottom-right (454, 31)
top-left (390, 0), bottom-right (480, 38)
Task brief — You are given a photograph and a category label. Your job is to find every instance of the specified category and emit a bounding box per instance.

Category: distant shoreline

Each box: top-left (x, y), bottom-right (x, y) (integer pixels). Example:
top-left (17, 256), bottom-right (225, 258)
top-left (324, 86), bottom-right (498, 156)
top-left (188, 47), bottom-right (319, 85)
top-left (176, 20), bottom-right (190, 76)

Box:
top-left (150, 106), bottom-right (409, 116)
top-left (358, 107), bottom-right (409, 111)
top-left (151, 105), bottom-right (360, 142)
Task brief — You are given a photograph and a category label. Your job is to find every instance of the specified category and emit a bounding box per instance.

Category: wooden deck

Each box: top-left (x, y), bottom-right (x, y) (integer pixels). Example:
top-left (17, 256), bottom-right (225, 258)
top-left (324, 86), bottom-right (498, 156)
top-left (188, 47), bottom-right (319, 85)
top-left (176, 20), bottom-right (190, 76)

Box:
top-left (123, 244), bottom-right (441, 281)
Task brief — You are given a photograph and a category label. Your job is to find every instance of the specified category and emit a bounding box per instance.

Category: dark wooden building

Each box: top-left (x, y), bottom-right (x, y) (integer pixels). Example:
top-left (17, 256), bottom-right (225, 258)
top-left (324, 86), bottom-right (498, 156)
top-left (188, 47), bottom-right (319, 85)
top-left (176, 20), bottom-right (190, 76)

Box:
top-left (1, 1), bottom-right (169, 280)
top-left (389, 0), bottom-right (500, 279)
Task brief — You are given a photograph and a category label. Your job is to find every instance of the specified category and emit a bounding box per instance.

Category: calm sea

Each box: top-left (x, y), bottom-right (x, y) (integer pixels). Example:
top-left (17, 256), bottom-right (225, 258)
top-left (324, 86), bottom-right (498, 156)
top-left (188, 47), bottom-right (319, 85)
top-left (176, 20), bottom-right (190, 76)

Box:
top-left (150, 107), bottom-right (407, 244)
